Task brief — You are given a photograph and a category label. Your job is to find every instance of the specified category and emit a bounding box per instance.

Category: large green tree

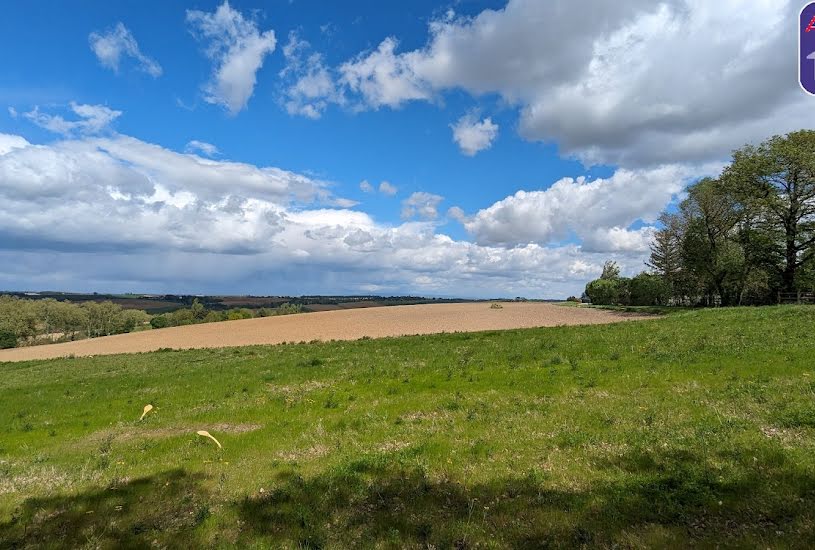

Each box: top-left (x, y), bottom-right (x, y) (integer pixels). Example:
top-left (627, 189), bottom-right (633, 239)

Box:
top-left (724, 130), bottom-right (815, 293)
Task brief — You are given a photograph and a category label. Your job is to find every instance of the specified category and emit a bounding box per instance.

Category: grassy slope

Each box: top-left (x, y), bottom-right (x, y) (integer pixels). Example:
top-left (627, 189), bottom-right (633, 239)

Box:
top-left (1, 307), bottom-right (814, 548)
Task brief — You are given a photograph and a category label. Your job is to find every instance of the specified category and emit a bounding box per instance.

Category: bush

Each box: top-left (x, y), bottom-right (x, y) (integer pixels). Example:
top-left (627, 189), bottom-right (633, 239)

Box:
top-left (585, 279), bottom-right (622, 305)
top-left (150, 315), bottom-right (170, 329)
top-left (629, 273), bottom-right (670, 306)
top-left (566, 296), bottom-right (581, 303)
top-left (0, 329), bottom-right (17, 349)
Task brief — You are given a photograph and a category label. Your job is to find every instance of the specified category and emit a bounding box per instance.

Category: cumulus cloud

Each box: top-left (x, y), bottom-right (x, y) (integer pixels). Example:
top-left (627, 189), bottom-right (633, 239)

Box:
top-left (359, 180), bottom-right (397, 196)
top-left (185, 140), bottom-right (219, 157)
top-left (402, 192), bottom-right (444, 220)
top-left (280, 32), bottom-right (344, 119)
top-left (378, 181), bottom-right (397, 196)
top-left (339, 37), bottom-right (432, 109)
top-left (23, 103), bottom-right (122, 136)
top-left (0, 131), bottom-right (652, 298)
top-left (456, 165), bottom-right (708, 249)
top-left (187, 1), bottom-right (277, 115)
top-left (297, 0), bottom-right (804, 168)
top-left (451, 113), bottom-right (498, 156)
top-left (89, 23), bottom-right (162, 77)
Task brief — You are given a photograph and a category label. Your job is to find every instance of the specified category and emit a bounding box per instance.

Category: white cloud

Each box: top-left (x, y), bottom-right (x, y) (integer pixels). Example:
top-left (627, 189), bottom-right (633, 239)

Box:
top-left (378, 181), bottom-right (397, 196)
top-left (8, 107), bottom-right (18, 119)
top-left (451, 113), bottom-right (498, 156)
top-left (280, 32), bottom-right (344, 119)
top-left (0, 133), bottom-right (29, 155)
top-left (187, 1), bottom-right (277, 115)
top-left (456, 165), bottom-right (709, 249)
top-left (185, 140), bottom-right (219, 157)
top-left (359, 180), bottom-right (374, 193)
top-left (299, 0), bottom-right (803, 168)
top-left (0, 131), bottom-right (661, 298)
top-left (89, 23), bottom-right (162, 77)
top-left (402, 191), bottom-right (444, 220)
top-left (339, 37), bottom-right (432, 109)
top-left (23, 103), bottom-right (122, 136)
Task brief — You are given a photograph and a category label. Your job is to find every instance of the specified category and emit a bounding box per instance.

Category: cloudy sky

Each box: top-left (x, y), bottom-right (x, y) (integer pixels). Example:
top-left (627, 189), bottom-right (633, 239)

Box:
top-left (0, 0), bottom-right (807, 298)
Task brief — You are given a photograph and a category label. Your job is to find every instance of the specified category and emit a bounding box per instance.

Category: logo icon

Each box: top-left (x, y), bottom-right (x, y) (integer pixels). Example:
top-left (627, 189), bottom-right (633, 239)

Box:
top-left (800, 3), bottom-right (815, 95)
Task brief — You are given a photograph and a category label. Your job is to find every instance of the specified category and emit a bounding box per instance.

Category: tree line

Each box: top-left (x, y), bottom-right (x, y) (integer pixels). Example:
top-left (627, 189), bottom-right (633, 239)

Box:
top-left (0, 296), bottom-right (304, 349)
top-left (0, 296), bottom-right (150, 349)
top-left (149, 300), bottom-right (302, 329)
top-left (585, 130), bottom-right (815, 306)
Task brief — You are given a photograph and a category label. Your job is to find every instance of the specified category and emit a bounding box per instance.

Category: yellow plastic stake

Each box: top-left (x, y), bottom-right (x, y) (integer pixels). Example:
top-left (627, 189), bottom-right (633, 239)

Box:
top-left (197, 430), bottom-right (223, 449)
top-left (139, 404), bottom-right (154, 421)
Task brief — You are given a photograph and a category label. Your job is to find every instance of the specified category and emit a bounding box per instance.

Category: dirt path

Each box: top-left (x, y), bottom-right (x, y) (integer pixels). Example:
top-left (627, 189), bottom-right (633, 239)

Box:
top-left (0, 302), bottom-right (651, 362)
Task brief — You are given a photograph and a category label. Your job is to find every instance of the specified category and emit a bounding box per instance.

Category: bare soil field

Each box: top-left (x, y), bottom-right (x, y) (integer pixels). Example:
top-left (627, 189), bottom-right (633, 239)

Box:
top-left (0, 302), bottom-right (650, 362)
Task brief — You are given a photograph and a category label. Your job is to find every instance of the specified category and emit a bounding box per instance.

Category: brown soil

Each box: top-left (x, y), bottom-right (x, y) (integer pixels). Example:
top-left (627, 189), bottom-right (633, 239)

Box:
top-left (0, 302), bottom-right (651, 362)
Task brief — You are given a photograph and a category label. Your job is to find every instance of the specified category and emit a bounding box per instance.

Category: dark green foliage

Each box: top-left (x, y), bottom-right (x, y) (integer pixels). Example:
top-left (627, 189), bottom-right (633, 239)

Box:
top-left (629, 272), bottom-right (671, 306)
top-left (150, 315), bottom-right (170, 329)
top-left (585, 278), bottom-right (626, 305)
top-left (0, 329), bottom-right (16, 349)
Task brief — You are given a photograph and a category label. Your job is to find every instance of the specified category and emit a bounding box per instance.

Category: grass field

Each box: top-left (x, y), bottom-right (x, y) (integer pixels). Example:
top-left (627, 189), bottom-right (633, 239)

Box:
top-left (1, 306), bottom-right (814, 548)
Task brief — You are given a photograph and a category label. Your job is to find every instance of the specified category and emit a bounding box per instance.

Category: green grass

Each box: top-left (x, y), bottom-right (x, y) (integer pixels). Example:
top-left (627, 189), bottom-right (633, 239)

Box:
top-left (1, 306), bottom-right (814, 548)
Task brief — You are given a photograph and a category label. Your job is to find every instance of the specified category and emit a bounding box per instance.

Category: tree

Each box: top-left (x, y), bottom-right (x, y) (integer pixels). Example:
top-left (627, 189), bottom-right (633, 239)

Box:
top-left (119, 309), bottom-right (150, 333)
top-left (0, 295), bottom-right (37, 342)
top-left (678, 178), bottom-right (744, 305)
top-left (0, 329), bottom-right (17, 349)
top-left (190, 298), bottom-right (207, 321)
top-left (585, 278), bottom-right (622, 305)
top-left (600, 261), bottom-right (621, 280)
top-left (724, 130), bottom-right (815, 293)
top-left (648, 212), bottom-right (684, 301)
top-left (150, 315), bottom-right (170, 329)
top-left (629, 273), bottom-right (670, 306)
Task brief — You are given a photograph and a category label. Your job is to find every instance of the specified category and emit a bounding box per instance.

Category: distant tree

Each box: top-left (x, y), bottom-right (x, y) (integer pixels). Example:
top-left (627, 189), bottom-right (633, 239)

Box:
top-left (600, 261), bottom-right (621, 280)
top-left (256, 307), bottom-right (274, 317)
top-left (190, 299), bottom-right (207, 321)
top-left (150, 315), bottom-right (170, 329)
top-left (0, 295), bottom-right (37, 342)
top-left (119, 309), bottom-right (150, 333)
top-left (227, 308), bottom-right (254, 320)
top-left (203, 311), bottom-right (226, 323)
top-left (648, 213), bottom-right (684, 300)
top-left (629, 273), bottom-right (670, 306)
top-left (0, 329), bottom-right (17, 349)
top-left (276, 303), bottom-right (303, 315)
top-left (585, 278), bottom-right (622, 305)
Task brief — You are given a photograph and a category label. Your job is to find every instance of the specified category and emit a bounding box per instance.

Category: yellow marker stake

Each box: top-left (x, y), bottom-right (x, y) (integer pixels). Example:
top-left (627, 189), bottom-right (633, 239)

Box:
top-left (197, 430), bottom-right (223, 449)
top-left (139, 404), bottom-right (154, 421)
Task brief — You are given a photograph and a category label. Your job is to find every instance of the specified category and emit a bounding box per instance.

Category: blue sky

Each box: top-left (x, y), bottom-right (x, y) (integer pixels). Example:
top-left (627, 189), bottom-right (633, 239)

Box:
top-left (0, 1), bottom-right (807, 297)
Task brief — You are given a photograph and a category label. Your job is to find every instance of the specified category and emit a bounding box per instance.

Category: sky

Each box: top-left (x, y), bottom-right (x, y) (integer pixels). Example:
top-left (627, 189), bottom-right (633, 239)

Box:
top-left (0, 0), bottom-right (809, 298)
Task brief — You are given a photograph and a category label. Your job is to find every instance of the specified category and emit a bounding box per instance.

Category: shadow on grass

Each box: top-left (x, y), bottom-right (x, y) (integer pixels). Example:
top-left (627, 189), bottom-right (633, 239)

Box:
top-left (0, 469), bottom-right (211, 549)
top-left (2, 447), bottom-right (814, 548)
top-left (237, 447), bottom-right (815, 548)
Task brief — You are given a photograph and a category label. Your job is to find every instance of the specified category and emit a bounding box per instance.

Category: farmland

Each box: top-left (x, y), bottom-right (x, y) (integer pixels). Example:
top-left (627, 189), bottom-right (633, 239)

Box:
top-left (1, 306), bottom-right (813, 548)
top-left (0, 302), bottom-right (647, 362)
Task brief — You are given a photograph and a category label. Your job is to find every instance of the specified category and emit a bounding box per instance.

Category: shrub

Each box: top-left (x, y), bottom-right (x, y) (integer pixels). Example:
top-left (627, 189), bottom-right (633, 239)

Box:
top-left (276, 303), bottom-right (302, 315)
top-left (150, 315), bottom-right (170, 329)
top-left (0, 329), bottom-right (17, 349)
top-left (585, 279), bottom-right (621, 305)
top-left (629, 273), bottom-right (670, 306)
top-left (566, 296), bottom-right (581, 303)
